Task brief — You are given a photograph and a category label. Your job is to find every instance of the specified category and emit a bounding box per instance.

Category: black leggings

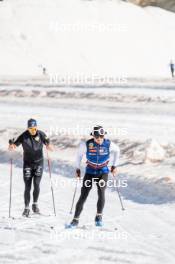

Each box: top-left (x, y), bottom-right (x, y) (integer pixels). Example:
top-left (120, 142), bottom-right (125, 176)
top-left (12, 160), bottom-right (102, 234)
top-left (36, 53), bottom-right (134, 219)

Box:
top-left (74, 173), bottom-right (108, 219)
top-left (23, 162), bottom-right (43, 207)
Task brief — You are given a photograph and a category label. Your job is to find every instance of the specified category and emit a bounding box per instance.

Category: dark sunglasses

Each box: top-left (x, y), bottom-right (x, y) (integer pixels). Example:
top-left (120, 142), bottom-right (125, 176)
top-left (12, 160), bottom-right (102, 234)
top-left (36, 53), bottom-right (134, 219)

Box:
top-left (94, 135), bottom-right (104, 139)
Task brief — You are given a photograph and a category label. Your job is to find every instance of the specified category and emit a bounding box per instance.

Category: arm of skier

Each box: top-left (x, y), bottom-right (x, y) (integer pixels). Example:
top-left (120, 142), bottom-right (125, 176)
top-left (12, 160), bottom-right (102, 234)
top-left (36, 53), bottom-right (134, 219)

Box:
top-left (41, 131), bottom-right (54, 151)
top-left (8, 134), bottom-right (23, 151)
top-left (46, 144), bottom-right (54, 151)
top-left (75, 141), bottom-right (86, 178)
top-left (110, 141), bottom-right (120, 176)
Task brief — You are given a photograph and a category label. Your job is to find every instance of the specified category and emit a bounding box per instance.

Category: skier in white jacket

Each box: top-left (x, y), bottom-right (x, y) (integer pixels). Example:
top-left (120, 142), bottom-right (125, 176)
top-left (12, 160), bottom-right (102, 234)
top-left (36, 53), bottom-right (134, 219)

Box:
top-left (67, 125), bottom-right (120, 228)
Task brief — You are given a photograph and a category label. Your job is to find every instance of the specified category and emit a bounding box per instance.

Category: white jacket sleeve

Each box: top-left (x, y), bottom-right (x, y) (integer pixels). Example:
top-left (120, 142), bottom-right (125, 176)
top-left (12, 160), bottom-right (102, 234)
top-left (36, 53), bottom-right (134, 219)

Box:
top-left (75, 141), bottom-right (87, 169)
top-left (110, 141), bottom-right (120, 167)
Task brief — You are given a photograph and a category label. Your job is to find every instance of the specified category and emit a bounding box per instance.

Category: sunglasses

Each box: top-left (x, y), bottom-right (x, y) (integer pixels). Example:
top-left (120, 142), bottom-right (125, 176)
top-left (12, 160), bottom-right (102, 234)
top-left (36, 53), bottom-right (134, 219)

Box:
top-left (94, 135), bottom-right (104, 139)
top-left (28, 127), bottom-right (37, 132)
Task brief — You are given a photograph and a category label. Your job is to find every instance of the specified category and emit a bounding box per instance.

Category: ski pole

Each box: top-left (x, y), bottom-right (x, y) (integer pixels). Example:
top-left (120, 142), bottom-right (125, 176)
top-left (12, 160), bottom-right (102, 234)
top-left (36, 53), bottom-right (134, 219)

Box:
top-left (114, 176), bottom-right (125, 211)
top-left (116, 186), bottom-right (125, 211)
top-left (9, 158), bottom-right (13, 218)
top-left (69, 178), bottom-right (79, 215)
top-left (46, 149), bottom-right (56, 216)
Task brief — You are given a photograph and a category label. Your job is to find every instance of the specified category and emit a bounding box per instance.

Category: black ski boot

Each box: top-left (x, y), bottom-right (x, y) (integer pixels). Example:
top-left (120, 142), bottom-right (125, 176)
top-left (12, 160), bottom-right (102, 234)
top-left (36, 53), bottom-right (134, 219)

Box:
top-left (22, 208), bottom-right (30, 217)
top-left (32, 204), bottom-right (40, 214)
top-left (65, 218), bottom-right (79, 229)
top-left (95, 214), bottom-right (103, 227)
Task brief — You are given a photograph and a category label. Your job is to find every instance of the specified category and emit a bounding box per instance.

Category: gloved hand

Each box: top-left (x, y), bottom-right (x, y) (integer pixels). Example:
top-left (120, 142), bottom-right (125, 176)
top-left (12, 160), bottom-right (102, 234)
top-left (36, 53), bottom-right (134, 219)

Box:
top-left (111, 166), bottom-right (118, 176)
top-left (9, 139), bottom-right (15, 145)
top-left (76, 168), bottom-right (81, 178)
top-left (8, 139), bottom-right (16, 151)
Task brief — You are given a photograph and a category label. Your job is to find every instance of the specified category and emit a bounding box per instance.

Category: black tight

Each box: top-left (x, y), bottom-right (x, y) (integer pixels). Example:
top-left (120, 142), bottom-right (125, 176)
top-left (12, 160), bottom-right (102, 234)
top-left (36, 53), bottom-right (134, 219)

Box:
top-left (74, 173), bottom-right (108, 219)
top-left (23, 162), bottom-right (43, 207)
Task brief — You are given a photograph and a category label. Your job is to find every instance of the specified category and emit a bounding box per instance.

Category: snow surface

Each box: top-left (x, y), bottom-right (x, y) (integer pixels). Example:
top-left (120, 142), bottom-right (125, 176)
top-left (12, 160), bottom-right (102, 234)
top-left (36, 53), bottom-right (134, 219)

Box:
top-left (0, 85), bottom-right (175, 263)
top-left (0, 85), bottom-right (175, 143)
top-left (0, 0), bottom-right (175, 77)
top-left (0, 160), bottom-right (175, 264)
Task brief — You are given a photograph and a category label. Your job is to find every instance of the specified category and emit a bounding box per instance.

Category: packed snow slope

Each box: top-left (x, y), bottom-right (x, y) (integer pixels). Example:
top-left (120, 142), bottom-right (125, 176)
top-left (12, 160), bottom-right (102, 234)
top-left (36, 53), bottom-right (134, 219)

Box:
top-left (0, 0), bottom-right (175, 77)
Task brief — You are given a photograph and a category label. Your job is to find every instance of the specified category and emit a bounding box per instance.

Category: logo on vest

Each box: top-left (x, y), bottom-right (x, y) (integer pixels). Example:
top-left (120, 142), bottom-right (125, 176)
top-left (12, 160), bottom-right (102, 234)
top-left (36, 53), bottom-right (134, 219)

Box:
top-left (99, 147), bottom-right (108, 155)
top-left (35, 136), bottom-right (40, 142)
top-left (89, 143), bottom-right (94, 149)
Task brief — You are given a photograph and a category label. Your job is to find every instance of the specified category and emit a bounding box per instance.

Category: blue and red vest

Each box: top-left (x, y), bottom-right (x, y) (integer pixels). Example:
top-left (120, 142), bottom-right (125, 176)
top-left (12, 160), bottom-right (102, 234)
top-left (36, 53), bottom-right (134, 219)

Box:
top-left (86, 138), bottom-right (111, 175)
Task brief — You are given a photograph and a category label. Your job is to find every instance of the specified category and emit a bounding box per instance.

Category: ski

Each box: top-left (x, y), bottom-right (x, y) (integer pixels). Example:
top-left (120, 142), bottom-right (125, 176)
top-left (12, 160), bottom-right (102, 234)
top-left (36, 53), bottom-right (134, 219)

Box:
top-left (62, 223), bottom-right (118, 232)
top-left (65, 223), bottom-right (78, 229)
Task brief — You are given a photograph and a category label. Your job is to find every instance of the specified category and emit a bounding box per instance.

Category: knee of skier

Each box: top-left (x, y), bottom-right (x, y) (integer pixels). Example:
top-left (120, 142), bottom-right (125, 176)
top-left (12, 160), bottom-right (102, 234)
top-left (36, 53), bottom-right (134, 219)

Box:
top-left (25, 183), bottom-right (31, 192)
top-left (98, 179), bottom-right (107, 189)
top-left (34, 179), bottom-right (40, 190)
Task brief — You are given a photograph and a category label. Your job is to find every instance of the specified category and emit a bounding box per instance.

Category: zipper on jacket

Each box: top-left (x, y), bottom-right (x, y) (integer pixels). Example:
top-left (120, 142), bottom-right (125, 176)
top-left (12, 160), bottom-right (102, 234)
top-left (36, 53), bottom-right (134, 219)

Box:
top-left (96, 143), bottom-right (99, 175)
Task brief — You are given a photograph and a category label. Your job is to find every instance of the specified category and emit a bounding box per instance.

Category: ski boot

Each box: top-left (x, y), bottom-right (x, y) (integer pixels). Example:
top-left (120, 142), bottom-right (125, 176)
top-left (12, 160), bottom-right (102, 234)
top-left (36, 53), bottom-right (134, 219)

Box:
top-left (32, 203), bottom-right (40, 214)
top-left (65, 218), bottom-right (79, 229)
top-left (22, 208), bottom-right (30, 217)
top-left (95, 214), bottom-right (103, 227)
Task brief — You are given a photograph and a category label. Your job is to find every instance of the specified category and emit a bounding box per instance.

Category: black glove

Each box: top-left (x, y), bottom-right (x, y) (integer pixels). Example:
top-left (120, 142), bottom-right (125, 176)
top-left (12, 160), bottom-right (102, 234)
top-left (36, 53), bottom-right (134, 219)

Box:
top-left (111, 166), bottom-right (117, 173)
top-left (9, 138), bottom-right (15, 145)
top-left (76, 169), bottom-right (81, 178)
